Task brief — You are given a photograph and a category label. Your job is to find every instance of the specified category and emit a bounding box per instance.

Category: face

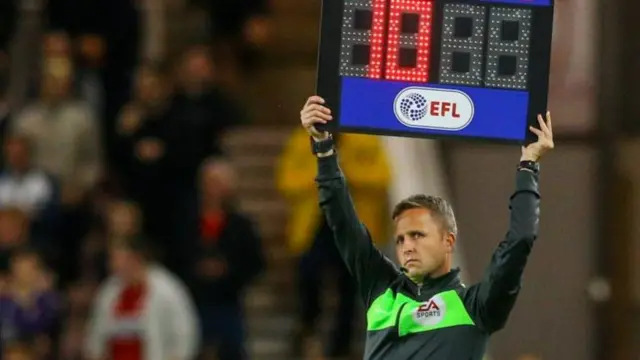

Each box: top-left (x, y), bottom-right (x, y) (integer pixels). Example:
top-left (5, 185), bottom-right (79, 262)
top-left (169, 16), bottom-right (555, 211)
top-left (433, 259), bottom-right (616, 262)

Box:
top-left (10, 253), bottom-right (41, 285)
top-left (180, 49), bottom-right (214, 93)
top-left (0, 211), bottom-right (27, 246)
top-left (107, 202), bottom-right (140, 237)
top-left (394, 208), bottom-right (455, 283)
top-left (134, 68), bottom-right (165, 106)
top-left (4, 137), bottom-right (30, 171)
top-left (201, 162), bottom-right (235, 204)
top-left (43, 32), bottom-right (71, 57)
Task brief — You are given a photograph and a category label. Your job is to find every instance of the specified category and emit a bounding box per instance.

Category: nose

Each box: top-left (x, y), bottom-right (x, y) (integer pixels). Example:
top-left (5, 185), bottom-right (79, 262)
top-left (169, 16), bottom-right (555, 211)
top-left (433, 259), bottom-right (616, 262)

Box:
top-left (402, 241), bottom-right (415, 256)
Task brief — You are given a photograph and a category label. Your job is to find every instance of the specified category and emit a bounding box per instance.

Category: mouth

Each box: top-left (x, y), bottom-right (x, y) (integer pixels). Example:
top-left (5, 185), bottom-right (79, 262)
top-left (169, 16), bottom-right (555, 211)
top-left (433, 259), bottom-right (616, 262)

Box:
top-left (404, 259), bottom-right (419, 267)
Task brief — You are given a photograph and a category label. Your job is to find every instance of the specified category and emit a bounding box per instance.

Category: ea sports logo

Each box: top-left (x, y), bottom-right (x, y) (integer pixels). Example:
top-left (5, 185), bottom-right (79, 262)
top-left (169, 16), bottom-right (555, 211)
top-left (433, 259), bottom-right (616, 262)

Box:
top-left (398, 92), bottom-right (428, 122)
top-left (412, 295), bottom-right (446, 326)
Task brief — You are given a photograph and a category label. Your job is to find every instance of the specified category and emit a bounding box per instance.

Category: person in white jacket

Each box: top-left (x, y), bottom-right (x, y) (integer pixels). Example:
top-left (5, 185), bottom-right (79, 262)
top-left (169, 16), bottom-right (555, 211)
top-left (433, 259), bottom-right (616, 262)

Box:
top-left (84, 235), bottom-right (200, 360)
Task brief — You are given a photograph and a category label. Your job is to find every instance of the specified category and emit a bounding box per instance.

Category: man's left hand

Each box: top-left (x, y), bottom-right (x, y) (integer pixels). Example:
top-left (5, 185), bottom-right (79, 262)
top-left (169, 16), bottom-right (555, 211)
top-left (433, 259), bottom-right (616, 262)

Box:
top-left (521, 111), bottom-right (554, 162)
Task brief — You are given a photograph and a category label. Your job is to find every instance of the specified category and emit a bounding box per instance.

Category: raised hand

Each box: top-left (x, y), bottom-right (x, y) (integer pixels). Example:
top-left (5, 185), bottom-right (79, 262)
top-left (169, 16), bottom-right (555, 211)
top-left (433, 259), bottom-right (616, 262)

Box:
top-left (522, 111), bottom-right (554, 162)
top-left (300, 95), bottom-right (333, 140)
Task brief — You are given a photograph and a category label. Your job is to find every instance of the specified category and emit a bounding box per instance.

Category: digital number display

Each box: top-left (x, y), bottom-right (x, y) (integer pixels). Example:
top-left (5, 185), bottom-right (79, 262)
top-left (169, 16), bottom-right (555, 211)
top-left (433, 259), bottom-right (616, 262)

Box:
top-left (317, 0), bottom-right (554, 143)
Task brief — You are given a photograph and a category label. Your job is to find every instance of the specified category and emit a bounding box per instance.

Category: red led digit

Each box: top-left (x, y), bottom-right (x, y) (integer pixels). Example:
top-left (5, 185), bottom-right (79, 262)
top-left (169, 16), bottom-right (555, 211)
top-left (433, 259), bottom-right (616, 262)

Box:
top-left (367, 0), bottom-right (388, 79)
top-left (384, 0), bottom-right (433, 82)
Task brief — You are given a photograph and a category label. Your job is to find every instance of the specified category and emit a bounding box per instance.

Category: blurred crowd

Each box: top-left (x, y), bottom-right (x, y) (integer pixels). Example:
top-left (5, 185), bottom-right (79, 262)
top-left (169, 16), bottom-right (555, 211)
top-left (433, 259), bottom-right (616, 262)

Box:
top-left (0, 1), bottom-right (269, 360)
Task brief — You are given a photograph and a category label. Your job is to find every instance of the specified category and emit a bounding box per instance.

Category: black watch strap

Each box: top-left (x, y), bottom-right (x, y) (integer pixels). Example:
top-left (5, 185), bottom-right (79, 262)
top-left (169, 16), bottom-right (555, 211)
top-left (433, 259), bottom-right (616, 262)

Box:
top-left (517, 160), bottom-right (540, 174)
top-left (310, 135), bottom-right (335, 155)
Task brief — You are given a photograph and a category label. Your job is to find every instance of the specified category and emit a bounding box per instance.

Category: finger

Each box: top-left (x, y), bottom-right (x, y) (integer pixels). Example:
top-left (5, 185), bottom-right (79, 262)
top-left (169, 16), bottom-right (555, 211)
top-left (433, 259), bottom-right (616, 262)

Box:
top-left (302, 112), bottom-right (332, 126)
top-left (306, 104), bottom-right (331, 114)
top-left (309, 110), bottom-right (332, 121)
top-left (537, 114), bottom-right (550, 136)
top-left (529, 126), bottom-right (544, 138)
top-left (546, 111), bottom-right (553, 133)
top-left (305, 96), bottom-right (325, 107)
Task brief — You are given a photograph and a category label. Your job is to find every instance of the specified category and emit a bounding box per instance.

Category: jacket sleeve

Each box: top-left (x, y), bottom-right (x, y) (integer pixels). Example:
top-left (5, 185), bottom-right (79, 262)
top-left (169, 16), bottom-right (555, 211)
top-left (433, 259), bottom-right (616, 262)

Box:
top-left (316, 153), bottom-right (398, 306)
top-left (467, 169), bottom-right (540, 333)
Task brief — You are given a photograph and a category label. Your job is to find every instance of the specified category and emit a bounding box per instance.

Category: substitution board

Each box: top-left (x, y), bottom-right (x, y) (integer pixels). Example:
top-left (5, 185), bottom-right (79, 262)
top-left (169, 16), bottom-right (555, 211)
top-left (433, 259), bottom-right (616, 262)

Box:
top-left (316, 0), bottom-right (554, 143)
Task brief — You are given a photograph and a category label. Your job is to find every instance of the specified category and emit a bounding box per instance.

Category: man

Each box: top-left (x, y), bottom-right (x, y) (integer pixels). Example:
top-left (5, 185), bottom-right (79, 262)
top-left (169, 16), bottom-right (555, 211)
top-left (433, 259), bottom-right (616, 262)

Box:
top-left (84, 237), bottom-right (199, 360)
top-left (0, 135), bottom-right (60, 249)
top-left (13, 50), bottom-right (102, 287)
top-left (299, 95), bottom-right (554, 359)
top-left (183, 157), bottom-right (265, 360)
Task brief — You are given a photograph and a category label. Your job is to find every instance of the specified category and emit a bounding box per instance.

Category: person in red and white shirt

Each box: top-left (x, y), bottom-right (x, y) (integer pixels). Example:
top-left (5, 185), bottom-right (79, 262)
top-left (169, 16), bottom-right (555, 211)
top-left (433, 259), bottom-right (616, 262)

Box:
top-left (84, 236), bottom-right (199, 360)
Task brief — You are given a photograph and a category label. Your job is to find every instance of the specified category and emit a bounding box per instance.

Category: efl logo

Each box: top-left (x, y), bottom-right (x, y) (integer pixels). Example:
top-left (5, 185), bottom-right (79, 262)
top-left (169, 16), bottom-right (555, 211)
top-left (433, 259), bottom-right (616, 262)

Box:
top-left (412, 294), bottom-right (446, 326)
top-left (394, 87), bottom-right (474, 131)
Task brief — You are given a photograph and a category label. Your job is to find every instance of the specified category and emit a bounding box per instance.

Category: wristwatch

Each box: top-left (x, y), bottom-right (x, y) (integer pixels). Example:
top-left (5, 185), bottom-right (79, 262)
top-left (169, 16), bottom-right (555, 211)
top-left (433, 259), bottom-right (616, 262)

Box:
top-left (517, 160), bottom-right (540, 174)
top-left (310, 134), bottom-right (335, 155)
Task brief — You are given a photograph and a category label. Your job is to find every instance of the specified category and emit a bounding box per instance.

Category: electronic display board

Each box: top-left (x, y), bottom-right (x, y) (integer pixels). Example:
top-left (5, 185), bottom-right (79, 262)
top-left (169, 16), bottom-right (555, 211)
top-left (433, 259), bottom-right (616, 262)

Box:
top-left (316, 0), bottom-right (554, 143)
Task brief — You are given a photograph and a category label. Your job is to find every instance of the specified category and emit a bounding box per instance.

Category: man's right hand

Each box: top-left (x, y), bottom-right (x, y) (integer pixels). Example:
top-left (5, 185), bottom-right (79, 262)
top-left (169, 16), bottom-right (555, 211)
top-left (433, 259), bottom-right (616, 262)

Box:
top-left (300, 96), bottom-right (333, 140)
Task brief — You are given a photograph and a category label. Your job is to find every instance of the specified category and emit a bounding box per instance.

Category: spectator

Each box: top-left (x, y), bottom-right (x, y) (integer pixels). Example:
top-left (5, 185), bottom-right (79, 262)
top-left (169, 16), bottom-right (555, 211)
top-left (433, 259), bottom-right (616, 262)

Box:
top-left (0, 208), bottom-right (30, 275)
top-left (0, 247), bottom-right (61, 359)
top-left (0, 135), bottom-right (60, 247)
top-left (58, 200), bottom-right (144, 360)
top-left (191, 0), bottom-right (271, 76)
top-left (276, 129), bottom-right (391, 358)
top-left (135, 45), bottom-right (241, 272)
top-left (84, 236), bottom-right (200, 360)
top-left (46, 0), bottom-right (140, 160)
top-left (114, 61), bottom-right (173, 255)
top-left (184, 158), bottom-right (265, 360)
top-left (12, 48), bottom-right (102, 287)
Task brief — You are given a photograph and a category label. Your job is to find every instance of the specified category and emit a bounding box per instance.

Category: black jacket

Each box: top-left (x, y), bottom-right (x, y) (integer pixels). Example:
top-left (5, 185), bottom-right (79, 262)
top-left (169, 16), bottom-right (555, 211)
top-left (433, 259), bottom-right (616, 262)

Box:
top-left (185, 210), bottom-right (266, 306)
top-left (315, 153), bottom-right (540, 360)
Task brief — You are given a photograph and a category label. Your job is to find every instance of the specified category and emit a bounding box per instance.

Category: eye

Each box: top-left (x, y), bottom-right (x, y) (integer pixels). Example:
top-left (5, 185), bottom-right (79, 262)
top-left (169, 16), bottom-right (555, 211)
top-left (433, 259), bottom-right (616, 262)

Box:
top-left (410, 231), bottom-right (425, 239)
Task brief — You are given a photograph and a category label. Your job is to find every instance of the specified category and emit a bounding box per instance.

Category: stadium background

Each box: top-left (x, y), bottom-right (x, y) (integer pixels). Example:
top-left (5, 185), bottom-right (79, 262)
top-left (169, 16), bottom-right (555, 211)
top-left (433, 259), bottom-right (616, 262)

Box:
top-left (0, 0), bottom-right (637, 359)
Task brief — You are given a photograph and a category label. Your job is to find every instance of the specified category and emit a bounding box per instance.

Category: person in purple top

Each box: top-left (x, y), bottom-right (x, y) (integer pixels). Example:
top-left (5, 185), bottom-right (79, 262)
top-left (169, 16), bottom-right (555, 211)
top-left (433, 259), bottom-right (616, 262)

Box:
top-left (0, 247), bottom-right (61, 359)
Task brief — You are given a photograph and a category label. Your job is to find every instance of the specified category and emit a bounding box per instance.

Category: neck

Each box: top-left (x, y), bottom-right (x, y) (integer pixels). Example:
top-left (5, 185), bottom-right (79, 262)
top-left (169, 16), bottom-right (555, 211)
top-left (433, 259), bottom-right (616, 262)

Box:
top-left (126, 265), bottom-right (147, 284)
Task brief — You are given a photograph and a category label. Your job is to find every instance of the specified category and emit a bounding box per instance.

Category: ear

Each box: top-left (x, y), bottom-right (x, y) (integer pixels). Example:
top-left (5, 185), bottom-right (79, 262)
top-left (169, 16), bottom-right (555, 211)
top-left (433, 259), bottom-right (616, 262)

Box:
top-left (444, 232), bottom-right (456, 253)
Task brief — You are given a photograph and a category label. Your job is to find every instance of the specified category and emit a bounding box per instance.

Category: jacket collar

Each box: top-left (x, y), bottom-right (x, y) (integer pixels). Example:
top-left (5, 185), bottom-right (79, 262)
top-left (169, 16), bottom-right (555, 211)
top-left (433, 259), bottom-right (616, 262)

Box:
top-left (403, 267), bottom-right (462, 296)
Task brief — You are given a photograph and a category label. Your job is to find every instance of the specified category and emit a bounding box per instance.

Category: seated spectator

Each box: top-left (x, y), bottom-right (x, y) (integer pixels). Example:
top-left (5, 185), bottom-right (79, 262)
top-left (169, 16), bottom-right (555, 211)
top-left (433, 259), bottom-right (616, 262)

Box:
top-left (0, 247), bottom-right (61, 359)
top-left (0, 208), bottom-right (30, 275)
top-left (184, 157), bottom-right (265, 360)
top-left (84, 236), bottom-right (200, 360)
top-left (0, 135), bottom-right (60, 243)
